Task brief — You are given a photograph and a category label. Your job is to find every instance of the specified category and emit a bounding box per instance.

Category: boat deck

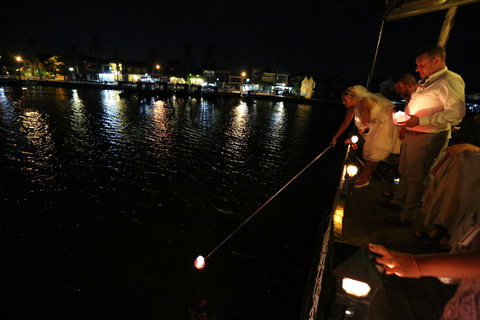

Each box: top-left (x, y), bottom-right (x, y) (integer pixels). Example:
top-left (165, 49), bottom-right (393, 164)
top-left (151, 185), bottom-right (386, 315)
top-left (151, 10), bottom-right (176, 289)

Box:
top-left (338, 178), bottom-right (458, 320)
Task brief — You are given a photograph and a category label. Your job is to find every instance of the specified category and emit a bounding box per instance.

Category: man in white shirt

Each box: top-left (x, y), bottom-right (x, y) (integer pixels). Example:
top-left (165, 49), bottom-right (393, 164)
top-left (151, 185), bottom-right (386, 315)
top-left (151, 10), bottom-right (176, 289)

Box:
top-left (387, 45), bottom-right (465, 226)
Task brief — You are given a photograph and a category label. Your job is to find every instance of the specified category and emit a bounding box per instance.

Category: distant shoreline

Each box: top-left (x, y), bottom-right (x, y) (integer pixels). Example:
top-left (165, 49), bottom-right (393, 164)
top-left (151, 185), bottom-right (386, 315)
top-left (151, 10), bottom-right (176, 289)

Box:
top-left (0, 78), bottom-right (332, 106)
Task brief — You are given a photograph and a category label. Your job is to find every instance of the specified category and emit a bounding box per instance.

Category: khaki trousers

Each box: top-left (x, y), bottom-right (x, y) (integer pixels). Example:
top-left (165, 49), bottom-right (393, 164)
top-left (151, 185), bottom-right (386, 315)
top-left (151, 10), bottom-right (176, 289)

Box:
top-left (393, 131), bottom-right (448, 220)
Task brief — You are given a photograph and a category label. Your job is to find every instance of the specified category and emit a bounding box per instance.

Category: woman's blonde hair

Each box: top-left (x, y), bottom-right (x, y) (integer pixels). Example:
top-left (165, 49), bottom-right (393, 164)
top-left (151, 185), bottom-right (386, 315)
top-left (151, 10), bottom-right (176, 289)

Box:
top-left (342, 87), bottom-right (355, 98)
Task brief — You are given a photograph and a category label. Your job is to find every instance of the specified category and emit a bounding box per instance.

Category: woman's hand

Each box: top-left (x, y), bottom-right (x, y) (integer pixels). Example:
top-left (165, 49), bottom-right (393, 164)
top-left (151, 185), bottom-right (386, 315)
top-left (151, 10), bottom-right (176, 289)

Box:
top-left (445, 143), bottom-right (477, 156)
top-left (330, 137), bottom-right (337, 147)
top-left (369, 244), bottom-right (421, 278)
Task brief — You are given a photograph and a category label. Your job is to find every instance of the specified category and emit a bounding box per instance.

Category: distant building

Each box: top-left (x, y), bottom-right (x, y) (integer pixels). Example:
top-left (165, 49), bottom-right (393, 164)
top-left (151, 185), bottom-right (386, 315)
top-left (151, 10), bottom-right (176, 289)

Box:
top-left (164, 59), bottom-right (191, 79)
top-left (249, 67), bottom-right (290, 94)
top-left (229, 71), bottom-right (244, 91)
top-left (202, 69), bottom-right (232, 90)
top-left (121, 61), bottom-right (148, 82)
top-left (300, 77), bottom-right (315, 99)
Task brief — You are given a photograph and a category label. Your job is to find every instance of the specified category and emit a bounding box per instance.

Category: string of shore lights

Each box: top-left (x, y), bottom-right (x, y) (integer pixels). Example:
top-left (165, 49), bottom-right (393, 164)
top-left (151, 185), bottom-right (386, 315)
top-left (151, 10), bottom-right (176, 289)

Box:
top-left (194, 145), bottom-right (332, 269)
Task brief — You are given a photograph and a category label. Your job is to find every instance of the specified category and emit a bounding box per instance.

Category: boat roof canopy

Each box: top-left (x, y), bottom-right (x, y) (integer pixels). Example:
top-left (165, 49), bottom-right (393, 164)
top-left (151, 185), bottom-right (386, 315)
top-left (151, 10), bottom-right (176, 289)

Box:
top-left (373, 0), bottom-right (480, 21)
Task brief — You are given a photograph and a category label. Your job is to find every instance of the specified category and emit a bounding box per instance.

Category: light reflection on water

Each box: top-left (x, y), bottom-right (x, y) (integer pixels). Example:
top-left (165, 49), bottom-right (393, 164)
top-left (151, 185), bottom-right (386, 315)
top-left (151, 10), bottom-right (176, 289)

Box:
top-left (100, 89), bottom-right (125, 142)
top-left (225, 101), bottom-right (250, 163)
top-left (0, 86), bottom-right (344, 319)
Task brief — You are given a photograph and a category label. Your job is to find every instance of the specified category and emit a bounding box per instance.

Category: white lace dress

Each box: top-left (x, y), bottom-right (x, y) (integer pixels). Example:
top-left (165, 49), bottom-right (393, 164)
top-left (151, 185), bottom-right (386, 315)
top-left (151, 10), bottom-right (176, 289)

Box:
top-left (354, 99), bottom-right (401, 162)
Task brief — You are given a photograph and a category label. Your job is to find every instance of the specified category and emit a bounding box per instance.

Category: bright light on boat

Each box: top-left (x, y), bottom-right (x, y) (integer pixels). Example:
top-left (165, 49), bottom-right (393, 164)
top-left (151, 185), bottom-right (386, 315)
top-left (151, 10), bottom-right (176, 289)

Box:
top-left (194, 255), bottom-right (205, 269)
top-left (342, 278), bottom-right (371, 297)
top-left (346, 165), bottom-right (358, 177)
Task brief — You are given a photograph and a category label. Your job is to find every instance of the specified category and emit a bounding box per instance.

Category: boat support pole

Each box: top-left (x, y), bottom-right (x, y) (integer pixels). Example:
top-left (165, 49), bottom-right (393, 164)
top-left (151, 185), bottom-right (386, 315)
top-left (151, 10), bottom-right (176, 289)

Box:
top-left (366, 19), bottom-right (385, 91)
top-left (438, 7), bottom-right (458, 48)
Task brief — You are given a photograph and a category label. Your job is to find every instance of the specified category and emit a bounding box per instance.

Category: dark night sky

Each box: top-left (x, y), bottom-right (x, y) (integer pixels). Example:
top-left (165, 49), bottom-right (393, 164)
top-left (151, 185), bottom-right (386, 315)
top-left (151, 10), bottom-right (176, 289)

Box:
top-left (2, 0), bottom-right (480, 88)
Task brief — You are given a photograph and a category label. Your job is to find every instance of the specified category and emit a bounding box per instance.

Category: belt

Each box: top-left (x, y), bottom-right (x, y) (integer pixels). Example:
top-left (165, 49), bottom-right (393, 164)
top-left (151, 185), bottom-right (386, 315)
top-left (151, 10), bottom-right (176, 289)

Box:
top-left (406, 130), bottom-right (447, 135)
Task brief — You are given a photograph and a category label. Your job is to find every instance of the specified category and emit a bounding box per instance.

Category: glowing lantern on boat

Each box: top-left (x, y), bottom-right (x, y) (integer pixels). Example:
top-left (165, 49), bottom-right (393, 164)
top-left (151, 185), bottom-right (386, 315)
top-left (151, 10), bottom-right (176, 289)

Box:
top-left (194, 255), bottom-right (205, 269)
top-left (331, 242), bottom-right (384, 320)
top-left (346, 165), bottom-right (358, 177)
top-left (342, 278), bottom-right (371, 297)
top-left (392, 111), bottom-right (411, 126)
top-left (350, 135), bottom-right (359, 144)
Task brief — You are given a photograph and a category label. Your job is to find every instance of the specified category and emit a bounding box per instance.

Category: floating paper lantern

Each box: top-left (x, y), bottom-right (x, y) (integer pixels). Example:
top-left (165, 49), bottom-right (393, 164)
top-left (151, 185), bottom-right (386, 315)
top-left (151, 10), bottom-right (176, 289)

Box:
top-left (392, 111), bottom-right (411, 126)
top-left (194, 255), bottom-right (205, 269)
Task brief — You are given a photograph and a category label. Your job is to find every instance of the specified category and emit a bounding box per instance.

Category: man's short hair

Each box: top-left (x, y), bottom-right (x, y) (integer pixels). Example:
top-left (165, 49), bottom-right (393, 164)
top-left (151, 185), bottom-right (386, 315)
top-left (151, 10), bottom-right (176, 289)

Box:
top-left (416, 44), bottom-right (446, 61)
top-left (395, 73), bottom-right (417, 86)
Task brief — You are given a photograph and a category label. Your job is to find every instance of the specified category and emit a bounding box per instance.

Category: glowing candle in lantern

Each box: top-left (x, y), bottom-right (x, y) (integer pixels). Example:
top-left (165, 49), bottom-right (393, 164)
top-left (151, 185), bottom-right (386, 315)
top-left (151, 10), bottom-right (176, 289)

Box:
top-left (350, 135), bottom-right (359, 144)
top-left (194, 255), bottom-right (205, 269)
top-left (346, 165), bottom-right (358, 177)
top-left (392, 111), bottom-right (411, 126)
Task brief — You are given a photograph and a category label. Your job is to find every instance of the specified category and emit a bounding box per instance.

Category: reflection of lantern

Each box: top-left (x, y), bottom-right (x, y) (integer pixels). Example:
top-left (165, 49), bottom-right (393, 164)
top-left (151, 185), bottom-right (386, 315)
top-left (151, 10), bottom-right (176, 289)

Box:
top-left (194, 255), bottom-right (205, 269)
top-left (392, 111), bottom-right (411, 126)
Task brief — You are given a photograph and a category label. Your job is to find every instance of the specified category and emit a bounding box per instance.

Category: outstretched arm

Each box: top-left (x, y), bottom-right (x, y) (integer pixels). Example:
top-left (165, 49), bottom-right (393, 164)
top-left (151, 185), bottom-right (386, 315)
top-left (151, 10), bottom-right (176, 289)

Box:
top-left (331, 108), bottom-right (354, 147)
top-left (369, 243), bottom-right (480, 279)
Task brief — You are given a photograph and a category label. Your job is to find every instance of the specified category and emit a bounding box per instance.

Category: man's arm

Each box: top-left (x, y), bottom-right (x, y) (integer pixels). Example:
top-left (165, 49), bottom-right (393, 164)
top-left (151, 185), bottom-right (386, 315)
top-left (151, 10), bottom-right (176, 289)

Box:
top-left (419, 75), bottom-right (466, 127)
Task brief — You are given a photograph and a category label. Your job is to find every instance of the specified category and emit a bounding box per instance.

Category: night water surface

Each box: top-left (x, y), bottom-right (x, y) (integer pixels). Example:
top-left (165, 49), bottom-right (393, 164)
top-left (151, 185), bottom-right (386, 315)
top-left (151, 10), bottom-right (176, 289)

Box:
top-left (0, 85), bottom-right (346, 319)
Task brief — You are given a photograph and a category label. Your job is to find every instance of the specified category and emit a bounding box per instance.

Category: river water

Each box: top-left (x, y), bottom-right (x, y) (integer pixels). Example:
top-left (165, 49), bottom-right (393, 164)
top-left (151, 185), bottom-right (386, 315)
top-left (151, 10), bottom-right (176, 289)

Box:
top-left (0, 85), bottom-right (346, 319)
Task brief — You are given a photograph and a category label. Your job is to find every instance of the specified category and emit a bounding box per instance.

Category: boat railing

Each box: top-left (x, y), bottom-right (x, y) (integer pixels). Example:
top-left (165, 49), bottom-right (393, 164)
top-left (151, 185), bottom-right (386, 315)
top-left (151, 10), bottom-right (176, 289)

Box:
top-left (305, 144), bottom-right (354, 320)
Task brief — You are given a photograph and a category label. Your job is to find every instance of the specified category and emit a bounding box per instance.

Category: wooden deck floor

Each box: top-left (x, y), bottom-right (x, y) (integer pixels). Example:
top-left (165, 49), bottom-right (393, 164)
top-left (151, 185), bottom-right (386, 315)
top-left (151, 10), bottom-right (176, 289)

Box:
top-left (338, 179), bottom-right (458, 320)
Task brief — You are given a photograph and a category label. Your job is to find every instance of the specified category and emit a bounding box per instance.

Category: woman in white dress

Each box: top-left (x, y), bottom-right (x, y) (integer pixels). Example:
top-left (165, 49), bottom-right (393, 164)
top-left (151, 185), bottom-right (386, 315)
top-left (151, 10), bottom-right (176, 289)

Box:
top-left (331, 85), bottom-right (401, 187)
